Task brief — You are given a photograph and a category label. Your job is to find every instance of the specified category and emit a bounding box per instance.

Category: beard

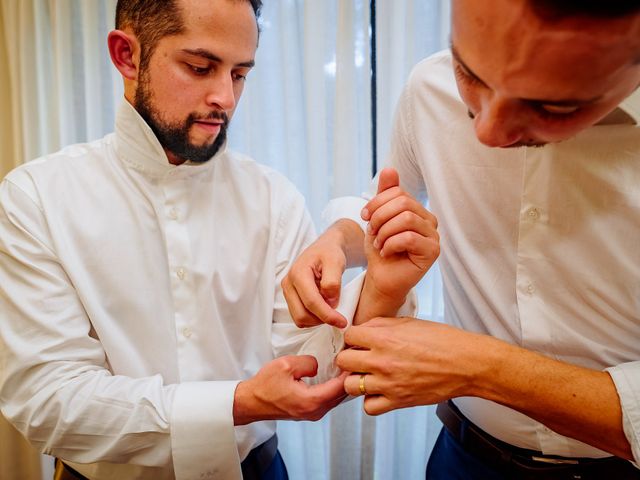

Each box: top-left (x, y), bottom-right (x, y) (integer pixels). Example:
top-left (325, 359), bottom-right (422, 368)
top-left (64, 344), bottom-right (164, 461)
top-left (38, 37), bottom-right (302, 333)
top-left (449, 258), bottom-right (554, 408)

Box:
top-left (134, 71), bottom-right (229, 164)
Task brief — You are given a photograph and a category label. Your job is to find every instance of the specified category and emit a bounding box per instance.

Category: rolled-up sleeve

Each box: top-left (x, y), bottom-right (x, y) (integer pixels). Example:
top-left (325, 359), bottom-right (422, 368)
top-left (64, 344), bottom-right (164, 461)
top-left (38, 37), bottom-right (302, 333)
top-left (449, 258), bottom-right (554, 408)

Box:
top-left (606, 362), bottom-right (640, 464)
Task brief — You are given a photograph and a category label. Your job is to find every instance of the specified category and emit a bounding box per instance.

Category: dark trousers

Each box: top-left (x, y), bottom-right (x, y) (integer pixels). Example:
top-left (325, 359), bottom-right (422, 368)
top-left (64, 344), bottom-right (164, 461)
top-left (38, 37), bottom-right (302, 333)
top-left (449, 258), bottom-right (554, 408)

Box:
top-left (55, 435), bottom-right (288, 480)
top-left (426, 427), bottom-right (640, 480)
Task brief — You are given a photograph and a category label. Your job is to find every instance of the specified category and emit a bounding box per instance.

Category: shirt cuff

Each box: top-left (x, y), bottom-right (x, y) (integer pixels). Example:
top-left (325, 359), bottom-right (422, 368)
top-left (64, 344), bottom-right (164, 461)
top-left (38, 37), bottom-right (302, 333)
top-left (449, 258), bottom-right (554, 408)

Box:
top-left (314, 270), bottom-right (418, 380)
top-left (171, 381), bottom-right (242, 480)
top-left (606, 361), bottom-right (640, 465)
top-left (321, 196), bottom-right (368, 232)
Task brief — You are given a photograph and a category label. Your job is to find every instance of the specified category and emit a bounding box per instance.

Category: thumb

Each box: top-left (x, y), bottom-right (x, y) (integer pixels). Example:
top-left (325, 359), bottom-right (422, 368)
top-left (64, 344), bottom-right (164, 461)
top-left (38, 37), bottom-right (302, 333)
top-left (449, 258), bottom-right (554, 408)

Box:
top-left (287, 355), bottom-right (319, 380)
top-left (307, 372), bottom-right (348, 399)
top-left (376, 167), bottom-right (400, 195)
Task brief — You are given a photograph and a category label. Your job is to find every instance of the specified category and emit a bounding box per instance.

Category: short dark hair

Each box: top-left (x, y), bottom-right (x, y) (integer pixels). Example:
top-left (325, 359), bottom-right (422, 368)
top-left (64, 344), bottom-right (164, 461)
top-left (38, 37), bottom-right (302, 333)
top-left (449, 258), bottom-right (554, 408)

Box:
top-left (530, 0), bottom-right (640, 19)
top-left (115, 0), bottom-right (263, 69)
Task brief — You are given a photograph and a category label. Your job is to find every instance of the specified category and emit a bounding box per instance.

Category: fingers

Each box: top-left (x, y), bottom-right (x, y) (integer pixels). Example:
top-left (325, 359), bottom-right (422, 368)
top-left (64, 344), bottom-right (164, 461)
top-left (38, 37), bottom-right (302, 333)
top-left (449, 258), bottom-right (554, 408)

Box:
top-left (373, 214), bottom-right (439, 260)
top-left (342, 322), bottom-right (393, 349)
top-left (282, 268), bottom-right (347, 328)
top-left (363, 396), bottom-right (393, 416)
top-left (367, 193), bottom-right (437, 237)
top-left (343, 373), bottom-right (392, 415)
top-left (335, 343), bottom-right (374, 373)
top-left (318, 260), bottom-right (344, 309)
top-left (344, 372), bottom-right (377, 396)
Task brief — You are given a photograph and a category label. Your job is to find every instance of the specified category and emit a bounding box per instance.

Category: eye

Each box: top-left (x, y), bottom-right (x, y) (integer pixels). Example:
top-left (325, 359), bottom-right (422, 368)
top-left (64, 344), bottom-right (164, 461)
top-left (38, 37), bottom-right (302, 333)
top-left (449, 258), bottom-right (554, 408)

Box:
top-left (539, 104), bottom-right (580, 115)
top-left (187, 64), bottom-right (210, 76)
top-left (454, 64), bottom-right (481, 86)
top-left (232, 72), bottom-right (247, 82)
top-left (535, 103), bottom-right (581, 121)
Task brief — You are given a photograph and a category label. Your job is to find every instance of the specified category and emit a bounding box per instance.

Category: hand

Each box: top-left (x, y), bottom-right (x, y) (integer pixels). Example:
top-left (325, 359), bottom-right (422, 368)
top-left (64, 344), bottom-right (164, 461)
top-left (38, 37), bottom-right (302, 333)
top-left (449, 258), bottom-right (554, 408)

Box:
top-left (233, 355), bottom-right (349, 425)
top-left (336, 317), bottom-right (495, 415)
top-left (282, 219), bottom-right (365, 328)
top-left (355, 169), bottom-right (439, 320)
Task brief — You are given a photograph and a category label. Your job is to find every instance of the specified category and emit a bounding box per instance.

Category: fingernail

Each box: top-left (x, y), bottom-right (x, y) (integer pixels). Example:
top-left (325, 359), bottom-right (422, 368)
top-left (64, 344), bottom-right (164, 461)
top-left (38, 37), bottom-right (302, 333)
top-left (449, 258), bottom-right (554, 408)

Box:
top-left (373, 238), bottom-right (379, 249)
top-left (367, 224), bottom-right (373, 234)
top-left (361, 208), bottom-right (369, 220)
top-left (326, 296), bottom-right (338, 307)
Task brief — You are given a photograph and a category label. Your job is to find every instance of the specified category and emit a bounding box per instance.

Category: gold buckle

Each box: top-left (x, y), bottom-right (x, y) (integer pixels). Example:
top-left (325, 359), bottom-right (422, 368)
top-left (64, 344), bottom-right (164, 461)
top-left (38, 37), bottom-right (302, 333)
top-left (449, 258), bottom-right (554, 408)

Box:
top-left (530, 456), bottom-right (580, 465)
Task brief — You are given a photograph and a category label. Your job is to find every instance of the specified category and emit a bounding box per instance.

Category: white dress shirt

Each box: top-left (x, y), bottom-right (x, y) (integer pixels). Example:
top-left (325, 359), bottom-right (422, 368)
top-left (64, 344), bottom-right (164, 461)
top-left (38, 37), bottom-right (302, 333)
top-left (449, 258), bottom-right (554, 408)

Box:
top-left (325, 50), bottom-right (640, 462)
top-left (0, 100), bottom-right (356, 480)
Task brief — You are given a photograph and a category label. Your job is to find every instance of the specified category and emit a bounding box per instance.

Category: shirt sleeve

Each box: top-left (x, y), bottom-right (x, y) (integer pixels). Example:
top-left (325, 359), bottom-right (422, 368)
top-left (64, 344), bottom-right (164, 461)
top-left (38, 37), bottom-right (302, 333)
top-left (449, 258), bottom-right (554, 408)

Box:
top-left (0, 178), bottom-right (239, 479)
top-left (606, 362), bottom-right (640, 464)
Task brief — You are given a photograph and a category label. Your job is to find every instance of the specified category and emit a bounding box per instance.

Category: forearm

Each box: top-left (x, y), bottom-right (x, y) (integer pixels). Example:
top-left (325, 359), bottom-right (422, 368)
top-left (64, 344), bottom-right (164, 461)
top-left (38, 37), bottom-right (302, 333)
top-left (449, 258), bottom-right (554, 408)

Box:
top-left (472, 338), bottom-right (631, 459)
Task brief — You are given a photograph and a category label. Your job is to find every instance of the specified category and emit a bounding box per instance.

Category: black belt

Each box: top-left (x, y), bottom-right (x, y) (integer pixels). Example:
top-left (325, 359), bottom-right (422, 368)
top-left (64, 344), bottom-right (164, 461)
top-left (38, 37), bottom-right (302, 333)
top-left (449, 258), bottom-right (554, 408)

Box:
top-left (436, 400), bottom-right (640, 479)
top-left (55, 434), bottom-right (279, 480)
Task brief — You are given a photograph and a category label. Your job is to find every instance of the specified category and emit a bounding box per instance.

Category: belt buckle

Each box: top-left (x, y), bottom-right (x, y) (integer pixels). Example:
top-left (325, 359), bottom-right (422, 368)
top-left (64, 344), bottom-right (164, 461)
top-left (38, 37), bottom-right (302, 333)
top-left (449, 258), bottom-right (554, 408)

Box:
top-left (530, 455), bottom-right (580, 465)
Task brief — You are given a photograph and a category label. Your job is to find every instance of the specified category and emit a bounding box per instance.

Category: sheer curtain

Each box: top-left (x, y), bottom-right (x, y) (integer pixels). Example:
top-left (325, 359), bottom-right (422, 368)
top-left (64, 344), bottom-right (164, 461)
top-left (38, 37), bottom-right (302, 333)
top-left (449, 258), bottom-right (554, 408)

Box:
top-left (0, 1), bottom-right (449, 478)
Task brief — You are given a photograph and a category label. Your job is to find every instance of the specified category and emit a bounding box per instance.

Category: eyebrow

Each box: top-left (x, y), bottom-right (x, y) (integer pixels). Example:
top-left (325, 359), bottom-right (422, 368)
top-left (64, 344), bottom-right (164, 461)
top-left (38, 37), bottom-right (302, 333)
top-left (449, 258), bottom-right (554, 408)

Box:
top-left (181, 48), bottom-right (255, 69)
top-left (450, 43), bottom-right (602, 106)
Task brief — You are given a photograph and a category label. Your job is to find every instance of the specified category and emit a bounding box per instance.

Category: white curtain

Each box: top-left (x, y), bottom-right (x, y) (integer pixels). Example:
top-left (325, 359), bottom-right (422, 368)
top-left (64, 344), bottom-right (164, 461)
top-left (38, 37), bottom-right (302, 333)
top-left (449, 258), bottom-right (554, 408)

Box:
top-left (0, 1), bottom-right (449, 478)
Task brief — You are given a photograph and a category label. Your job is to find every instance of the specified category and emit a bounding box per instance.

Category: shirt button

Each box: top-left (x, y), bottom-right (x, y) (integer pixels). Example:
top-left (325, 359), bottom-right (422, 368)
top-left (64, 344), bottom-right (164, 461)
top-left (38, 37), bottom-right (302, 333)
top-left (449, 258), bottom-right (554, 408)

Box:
top-left (182, 327), bottom-right (192, 338)
top-left (169, 208), bottom-right (178, 220)
top-left (527, 207), bottom-right (540, 220)
top-left (527, 283), bottom-right (536, 294)
top-left (177, 268), bottom-right (186, 280)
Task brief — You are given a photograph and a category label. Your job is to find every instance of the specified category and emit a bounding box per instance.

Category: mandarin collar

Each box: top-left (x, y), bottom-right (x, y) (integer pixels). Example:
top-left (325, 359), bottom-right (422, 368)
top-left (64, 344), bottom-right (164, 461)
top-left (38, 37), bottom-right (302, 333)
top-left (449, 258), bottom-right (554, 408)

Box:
top-left (619, 86), bottom-right (640, 125)
top-left (113, 99), bottom-right (226, 179)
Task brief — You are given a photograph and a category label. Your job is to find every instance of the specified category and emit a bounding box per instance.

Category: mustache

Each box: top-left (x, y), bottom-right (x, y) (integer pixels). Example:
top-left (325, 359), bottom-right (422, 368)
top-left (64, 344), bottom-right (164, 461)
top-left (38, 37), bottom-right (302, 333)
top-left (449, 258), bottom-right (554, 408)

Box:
top-left (189, 110), bottom-right (229, 126)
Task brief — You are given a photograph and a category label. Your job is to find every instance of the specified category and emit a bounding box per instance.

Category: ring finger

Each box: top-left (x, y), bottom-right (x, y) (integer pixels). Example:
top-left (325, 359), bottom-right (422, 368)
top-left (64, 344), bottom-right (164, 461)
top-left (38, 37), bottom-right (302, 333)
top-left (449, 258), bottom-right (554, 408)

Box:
top-left (344, 372), bottom-right (377, 397)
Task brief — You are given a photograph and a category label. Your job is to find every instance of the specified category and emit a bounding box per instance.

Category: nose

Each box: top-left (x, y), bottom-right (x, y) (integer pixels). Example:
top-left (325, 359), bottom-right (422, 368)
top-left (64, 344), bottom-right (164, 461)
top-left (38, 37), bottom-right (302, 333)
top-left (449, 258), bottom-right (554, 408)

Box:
top-left (205, 72), bottom-right (237, 112)
top-left (473, 95), bottom-right (527, 148)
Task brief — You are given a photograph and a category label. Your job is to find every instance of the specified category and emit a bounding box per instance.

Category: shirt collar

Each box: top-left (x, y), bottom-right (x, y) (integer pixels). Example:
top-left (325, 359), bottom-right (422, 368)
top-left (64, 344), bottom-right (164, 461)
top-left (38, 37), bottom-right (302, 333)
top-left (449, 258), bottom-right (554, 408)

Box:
top-left (113, 99), bottom-right (226, 179)
top-left (619, 86), bottom-right (640, 125)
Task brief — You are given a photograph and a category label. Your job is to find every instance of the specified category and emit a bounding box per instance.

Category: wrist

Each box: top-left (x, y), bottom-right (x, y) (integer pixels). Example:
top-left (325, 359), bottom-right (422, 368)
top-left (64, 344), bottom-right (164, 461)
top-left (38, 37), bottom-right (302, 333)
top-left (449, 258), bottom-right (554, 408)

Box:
top-left (353, 272), bottom-right (407, 325)
top-left (233, 380), bottom-right (257, 426)
top-left (465, 336), bottom-right (521, 400)
top-left (327, 219), bottom-right (365, 267)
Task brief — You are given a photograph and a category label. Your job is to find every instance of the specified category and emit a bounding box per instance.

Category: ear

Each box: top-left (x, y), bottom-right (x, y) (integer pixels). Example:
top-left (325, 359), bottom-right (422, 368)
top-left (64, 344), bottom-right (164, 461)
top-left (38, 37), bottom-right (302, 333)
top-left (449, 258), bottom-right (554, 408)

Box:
top-left (108, 30), bottom-right (139, 81)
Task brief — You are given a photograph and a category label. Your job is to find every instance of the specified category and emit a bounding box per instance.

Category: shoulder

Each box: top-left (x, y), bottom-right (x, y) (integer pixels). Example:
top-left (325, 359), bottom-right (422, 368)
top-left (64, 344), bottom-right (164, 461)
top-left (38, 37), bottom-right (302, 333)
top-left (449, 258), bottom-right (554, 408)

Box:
top-left (218, 150), bottom-right (304, 203)
top-left (405, 50), bottom-right (460, 104)
top-left (398, 49), bottom-right (468, 128)
top-left (2, 135), bottom-right (114, 205)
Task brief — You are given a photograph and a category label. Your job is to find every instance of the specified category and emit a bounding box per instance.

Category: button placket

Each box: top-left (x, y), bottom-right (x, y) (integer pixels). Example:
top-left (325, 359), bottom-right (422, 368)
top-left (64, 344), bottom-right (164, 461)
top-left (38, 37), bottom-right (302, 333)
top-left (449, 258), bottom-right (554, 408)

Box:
top-left (161, 177), bottom-right (197, 360)
top-left (177, 267), bottom-right (186, 280)
top-left (526, 207), bottom-right (540, 221)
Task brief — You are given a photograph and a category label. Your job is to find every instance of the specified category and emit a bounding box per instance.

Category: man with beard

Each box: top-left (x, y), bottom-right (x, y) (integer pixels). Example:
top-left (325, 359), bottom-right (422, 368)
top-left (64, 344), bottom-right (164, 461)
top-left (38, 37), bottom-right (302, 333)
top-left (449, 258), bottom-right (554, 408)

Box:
top-left (0, 0), bottom-right (436, 479)
top-left (283, 0), bottom-right (640, 478)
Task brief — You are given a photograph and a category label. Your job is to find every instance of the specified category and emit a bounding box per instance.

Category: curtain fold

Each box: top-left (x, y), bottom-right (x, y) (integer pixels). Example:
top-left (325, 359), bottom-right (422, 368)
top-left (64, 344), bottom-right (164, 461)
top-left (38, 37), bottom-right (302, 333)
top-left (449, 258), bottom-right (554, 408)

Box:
top-left (0, 5), bottom-right (42, 477)
top-left (0, 0), bottom-right (23, 177)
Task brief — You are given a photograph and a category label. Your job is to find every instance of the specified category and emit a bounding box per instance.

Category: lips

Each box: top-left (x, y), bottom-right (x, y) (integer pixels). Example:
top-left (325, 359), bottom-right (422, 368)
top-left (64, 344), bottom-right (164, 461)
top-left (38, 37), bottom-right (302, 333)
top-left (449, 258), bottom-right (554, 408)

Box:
top-left (193, 120), bottom-right (223, 135)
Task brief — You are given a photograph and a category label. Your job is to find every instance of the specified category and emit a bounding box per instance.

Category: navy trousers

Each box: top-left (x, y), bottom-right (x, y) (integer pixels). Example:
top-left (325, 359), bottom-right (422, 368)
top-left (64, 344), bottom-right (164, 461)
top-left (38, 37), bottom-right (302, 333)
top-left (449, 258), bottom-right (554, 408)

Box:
top-left (425, 427), bottom-right (640, 480)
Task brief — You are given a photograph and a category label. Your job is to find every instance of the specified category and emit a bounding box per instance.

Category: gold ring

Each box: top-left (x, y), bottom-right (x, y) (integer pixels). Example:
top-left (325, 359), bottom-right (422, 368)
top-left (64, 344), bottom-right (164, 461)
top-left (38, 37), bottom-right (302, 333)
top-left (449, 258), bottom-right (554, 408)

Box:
top-left (359, 374), bottom-right (367, 396)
